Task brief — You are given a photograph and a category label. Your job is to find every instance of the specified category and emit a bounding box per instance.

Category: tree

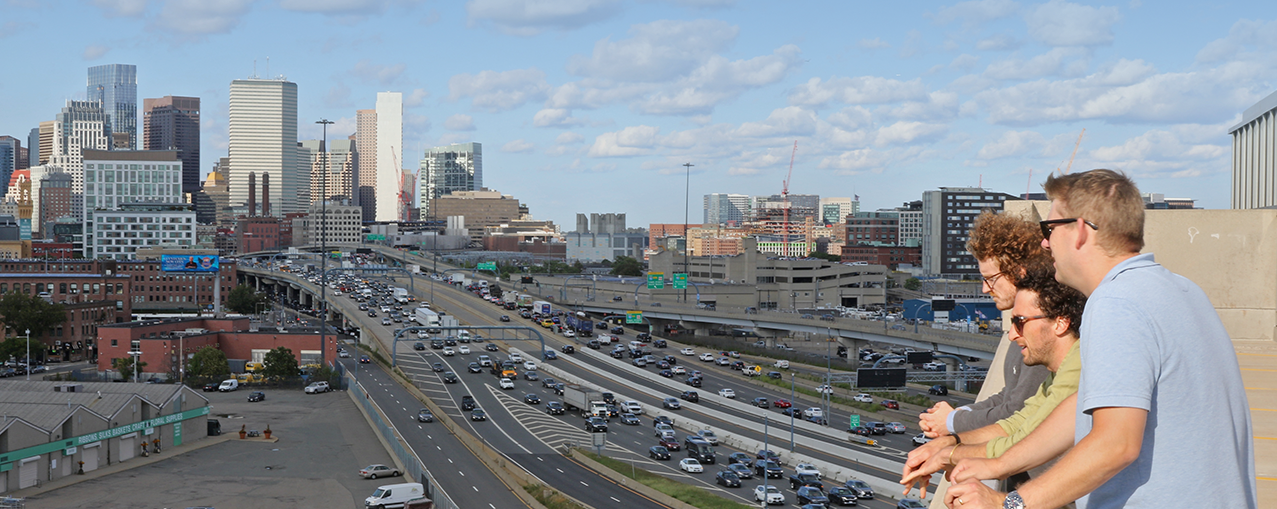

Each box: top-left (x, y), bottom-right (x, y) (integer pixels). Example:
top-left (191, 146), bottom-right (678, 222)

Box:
top-left (0, 336), bottom-right (42, 364)
top-left (610, 256), bottom-right (644, 277)
top-left (113, 356), bottom-right (147, 382)
top-left (226, 284), bottom-right (265, 315)
top-left (0, 292), bottom-right (66, 344)
top-left (262, 346), bottom-right (298, 379)
top-left (904, 278), bottom-right (922, 291)
top-left (186, 346), bottom-right (230, 379)
top-left (806, 251), bottom-right (841, 262)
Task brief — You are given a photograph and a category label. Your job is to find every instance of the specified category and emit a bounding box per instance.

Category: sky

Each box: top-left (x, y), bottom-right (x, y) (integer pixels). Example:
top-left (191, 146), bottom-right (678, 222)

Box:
top-left (3, 0), bottom-right (1276, 228)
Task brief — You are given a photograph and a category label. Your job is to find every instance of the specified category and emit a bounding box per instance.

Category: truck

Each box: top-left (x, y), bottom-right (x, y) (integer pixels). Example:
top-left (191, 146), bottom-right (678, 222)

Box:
top-left (451, 273), bottom-right (465, 284)
top-left (564, 314), bottom-right (594, 337)
top-left (406, 264), bottom-right (420, 274)
top-left (516, 294), bottom-right (534, 309)
top-left (562, 383), bottom-right (603, 417)
top-left (392, 287), bottom-right (409, 303)
top-left (415, 308), bottom-right (442, 332)
top-left (532, 301), bottom-right (553, 316)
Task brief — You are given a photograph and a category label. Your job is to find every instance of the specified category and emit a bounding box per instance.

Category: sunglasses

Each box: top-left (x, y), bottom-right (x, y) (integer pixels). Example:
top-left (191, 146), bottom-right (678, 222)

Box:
top-left (1010, 314), bottom-right (1048, 334)
top-left (1040, 218), bottom-right (1099, 240)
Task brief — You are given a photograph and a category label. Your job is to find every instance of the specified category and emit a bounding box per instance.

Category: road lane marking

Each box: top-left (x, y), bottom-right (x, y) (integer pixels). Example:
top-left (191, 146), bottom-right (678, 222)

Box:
top-left (611, 497), bottom-right (620, 502)
top-left (580, 481), bottom-right (589, 486)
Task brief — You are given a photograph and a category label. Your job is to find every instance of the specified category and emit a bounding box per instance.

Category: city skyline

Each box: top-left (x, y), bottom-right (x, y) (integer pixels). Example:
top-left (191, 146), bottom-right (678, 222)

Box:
top-left (1, 1), bottom-right (1275, 226)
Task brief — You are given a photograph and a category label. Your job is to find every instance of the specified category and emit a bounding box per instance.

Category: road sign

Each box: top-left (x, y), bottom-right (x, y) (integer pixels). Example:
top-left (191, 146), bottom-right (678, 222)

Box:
top-left (366, 234), bottom-right (385, 241)
top-left (477, 262), bottom-right (497, 271)
top-left (626, 311), bottom-right (643, 324)
top-left (849, 414), bottom-right (861, 429)
top-left (647, 272), bottom-right (664, 289)
top-left (673, 273), bottom-right (688, 289)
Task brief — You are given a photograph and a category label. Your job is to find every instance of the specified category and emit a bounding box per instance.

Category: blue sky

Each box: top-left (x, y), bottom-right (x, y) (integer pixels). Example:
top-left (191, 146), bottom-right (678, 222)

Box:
top-left (2, 0), bottom-right (1275, 227)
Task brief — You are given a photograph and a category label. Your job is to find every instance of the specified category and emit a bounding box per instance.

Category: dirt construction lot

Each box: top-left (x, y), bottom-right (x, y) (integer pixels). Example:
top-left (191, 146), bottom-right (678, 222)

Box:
top-left (21, 386), bottom-right (401, 509)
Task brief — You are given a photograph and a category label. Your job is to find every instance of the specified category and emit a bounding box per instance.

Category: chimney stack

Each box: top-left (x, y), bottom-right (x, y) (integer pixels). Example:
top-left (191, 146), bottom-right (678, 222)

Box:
top-left (248, 172), bottom-right (256, 217)
top-left (261, 173), bottom-right (271, 216)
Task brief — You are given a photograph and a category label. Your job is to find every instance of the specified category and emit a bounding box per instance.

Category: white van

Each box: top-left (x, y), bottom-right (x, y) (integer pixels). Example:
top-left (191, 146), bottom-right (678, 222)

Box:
top-left (364, 482), bottom-right (425, 509)
top-left (218, 379), bottom-right (239, 392)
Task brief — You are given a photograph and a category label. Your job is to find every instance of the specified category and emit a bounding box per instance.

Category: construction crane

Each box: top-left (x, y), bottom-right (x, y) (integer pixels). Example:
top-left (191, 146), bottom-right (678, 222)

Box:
top-left (782, 141), bottom-right (797, 248)
top-left (1063, 129), bottom-right (1085, 174)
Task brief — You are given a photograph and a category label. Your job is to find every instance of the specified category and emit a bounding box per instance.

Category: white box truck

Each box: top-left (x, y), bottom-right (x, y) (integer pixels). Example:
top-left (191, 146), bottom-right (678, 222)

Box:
top-left (562, 383), bottom-right (602, 416)
top-left (532, 301), bottom-right (553, 316)
top-left (451, 273), bottom-right (465, 284)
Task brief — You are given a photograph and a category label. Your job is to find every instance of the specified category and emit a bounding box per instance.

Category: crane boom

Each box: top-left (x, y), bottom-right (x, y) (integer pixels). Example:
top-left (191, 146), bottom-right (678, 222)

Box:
top-left (783, 141), bottom-right (797, 246)
top-left (1064, 129), bottom-right (1084, 174)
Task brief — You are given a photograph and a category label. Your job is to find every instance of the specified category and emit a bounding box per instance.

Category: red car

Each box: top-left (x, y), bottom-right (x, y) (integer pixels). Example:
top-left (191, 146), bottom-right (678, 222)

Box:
top-left (658, 438), bottom-right (681, 451)
top-left (772, 399), bottom-right (792, 408)
top-left (882, 399), bottom-right (900, 410)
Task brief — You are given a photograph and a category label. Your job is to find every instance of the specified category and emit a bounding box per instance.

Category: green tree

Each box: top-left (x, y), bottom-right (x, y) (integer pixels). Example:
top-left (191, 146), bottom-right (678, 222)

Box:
top-left (610, 256), bottom-right (644, 277)
top-left (262, 346), bottom-right (299, 379)
top-left (806, 251), bottom-right (841, 262)
top-left (904, 277), bottom-right (922, 291)
top-left (112, 356), bottom-right (147, 382)
top-left (186, 346), bottom-right (230, 378)
top-left (0, 292), bottom-right (66, 346)
top-left (226, 284), bottom-right (265, 315)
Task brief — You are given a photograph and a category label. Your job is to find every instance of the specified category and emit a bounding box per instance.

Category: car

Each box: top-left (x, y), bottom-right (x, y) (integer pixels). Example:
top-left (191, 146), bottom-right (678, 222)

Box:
top-left (247, 391), bottom-right (266, 402)
top-left (751, 397), bottom-right (769, 407)
top-left (467, 362), bottom-right (483, 373)
top-left (679, 458), bottom-right (704, 473)
top-left (619, 413), bottom-right (640, 425)
top-left (928, 384), bottom-right (949, 395)
top-left (471, 408), bottom-right (487, 421)
top-left (522, 360), bottom-right (537, 371)
top-left (202, 382), bottom-right (219, 392)
top-left (843, 479), bottom-right (875, 499)
top-left (727, 462), bottom-right (754, 479)
top-left (865, 422), bottom-right (888, 435)
top-left (545, 401), bottom-right (565, 415)
top-left (304, 381), bottom-right (330, 394)
top-left (562, 329), bottom-right (576, 338)
top-left (717, 388), bottom-right (736, 398)
top-left (499, 378), bottom-right (515, 390)
top-left (653, 415), bottom-right (674, 427)
top-left (632, 357), bottom-right (648, 367)
top-left (338, 350), bottom-right (351, 358)
top-left (699, 353), bottom-right (715, 362)
top-left (649, 445), bottom-right (672, 460)
top-left (359, 355), bottom-right (371, 364)
top-left (772, 399), bottom-right (792, 408)
top-left (655, 423), bottom-right (676, 437)
top-left (656, 360), bottom-right (671, 369)
top-left (728, 452), bottom-right (754, 465)
top-left (417, 409), bottom-right (434, 422)
top-left (458, 345), bottom-right (471, 355)
top-left (680, 391), bottom-right (699, 402)
top-left (662, 397), bottom-right (681, 410)
top-left (882, 399), bottom-right (900, 410)
top-left (561, 345), bottom-right (576, 354)
top-left (685, 377), bottom-right (702, 387)
top-left (816, 385), bottom-right (834, 394)
top-left (756, 449), bottom-right (783, 465)
top-left (767, 371), bottom-right (783, 379)
top-left (413, 342), bottom-right (426, 351)
top-left (442, 347), bottom-right (455, 356)
top-left (671, 366), bottom-right (687, 375)
top-left (794, 463), bottom-right (822, 478)
top-left (585, 417), bottom-right (609, 432)
top-left (754, 459), bottom-right (784, 478)
top-left (789, 472), bottom-right (824, 490)
top-left (444, 338), bottom-right (457, 347)
top-left (359, 464), bottom-right (402, 479)
top-left (659, 369), bottom-right (674, 378)
top-left (850, 426), bottom-right (873, 437)
top-left (853, 393), bottom-right (873, 403)
top-left (680, 348), bottom-right (696, 355)
top-left (460, 395), bottom-right (476, 410)
top-left (658, 437), bottom-right (681, 450)
top-left (553, 383), bottom-right (565, 395)
top-left (911, 433), bottom-right (933, 446)
top-left (381, 318), bottom-right (392, 326)
top-left (542, 350), bottom-right (557, 360)
top-left (442, 372), bottom-right (459, 383)
top-left (796, 486), bottom-right (830, 506)
top-left (755, 485), bottom-right (785, 505)
top-left (500, 315), bottom-right (510, 322)
top-left (430, 340), bottom-right (444, 349)
top-left (697, 429), bottom-right (720, 445)
top-left (636, 332), bottom-right (651, 340)
top-left (827, 486), bottom-right (859, 506)
top-left (886, 422), bottom-right (906, 433)
top-left (486, 343), bottom-right (499, 352)
top-left (611, 326), bottom-right (624, 334)
top-left (432, 362), bottom-right (445, 372)
top-left (522, 393), bottom-right (541, 405)
top-left (897, 499), bottom-right (926, 509)
top-left (715, 357), bottom-right (731, 366)
top-left (715, 469), bottom-right (742, 487)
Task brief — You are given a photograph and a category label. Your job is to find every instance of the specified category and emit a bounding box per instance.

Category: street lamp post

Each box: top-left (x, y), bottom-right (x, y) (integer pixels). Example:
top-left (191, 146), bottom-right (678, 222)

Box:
top-left (23, 328), bottom-right (31, 380)
top-left (317, 118), bottom-right (334, 370)
top-left (682, 162), bottom-right (693, 304)
top-left (789, 371), bottom-right (796, 452)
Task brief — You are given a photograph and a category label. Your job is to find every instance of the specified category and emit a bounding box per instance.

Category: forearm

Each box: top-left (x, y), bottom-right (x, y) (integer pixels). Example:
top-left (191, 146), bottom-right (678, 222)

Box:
top-left (1018, 406), bottom-right (1147, 509)
top-left (958, 421), bottom-right (1009, 445)
top-left (967, 394), bottom-right (1078, 480)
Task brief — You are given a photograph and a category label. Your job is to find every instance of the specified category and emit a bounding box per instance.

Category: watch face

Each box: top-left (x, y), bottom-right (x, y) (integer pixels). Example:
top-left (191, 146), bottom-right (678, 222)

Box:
top-left (1003, 491), bottom-right (1025, 509)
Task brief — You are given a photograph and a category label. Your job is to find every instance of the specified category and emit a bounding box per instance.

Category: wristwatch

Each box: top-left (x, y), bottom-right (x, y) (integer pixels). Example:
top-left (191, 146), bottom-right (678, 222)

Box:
top-left (1003, 490), bottom-right (1025, 509)
top-left (948, 432), bottom-right (962, 445)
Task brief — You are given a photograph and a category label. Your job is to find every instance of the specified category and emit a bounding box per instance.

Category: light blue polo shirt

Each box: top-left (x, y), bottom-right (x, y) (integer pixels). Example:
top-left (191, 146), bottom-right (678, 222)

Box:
top-left (1075, 253), bottom-right (1256, 509)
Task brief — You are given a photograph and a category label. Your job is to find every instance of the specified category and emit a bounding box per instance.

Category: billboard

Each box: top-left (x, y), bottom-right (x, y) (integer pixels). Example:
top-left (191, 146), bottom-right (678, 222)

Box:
top-left (161, 254), bottom-right (220, 273)
top-left (856, 368), bottom-right (907, 389)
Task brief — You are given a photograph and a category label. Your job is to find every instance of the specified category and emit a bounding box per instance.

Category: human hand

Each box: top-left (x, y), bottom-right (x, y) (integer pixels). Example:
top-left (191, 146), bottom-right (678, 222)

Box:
top-left (900, 444), bottom-right (951, 499)
top-left (945, 479), bottom-right (1005, 509)
top-left (920, 401), bottom-right (955, 438)
top-left (950, 457), bottom-right (1003, 485)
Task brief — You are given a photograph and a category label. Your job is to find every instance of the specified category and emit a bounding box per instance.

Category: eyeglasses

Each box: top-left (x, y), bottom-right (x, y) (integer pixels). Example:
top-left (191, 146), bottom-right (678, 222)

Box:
top-left (1040, 218), bottom-right (1099, 240)
top-left (1010, 314), bottom-right (1048, 334)
top-left (981, 272), bottom-right (1004, 288)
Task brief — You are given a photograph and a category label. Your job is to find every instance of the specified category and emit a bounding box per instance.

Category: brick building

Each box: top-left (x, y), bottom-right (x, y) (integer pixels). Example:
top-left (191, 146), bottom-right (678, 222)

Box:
top-left (0, 263), bottom-right (133, 362)
top-left (840, 244), bottom-right (921, 269)
top-left (237, 216), bottom-right (279, 253)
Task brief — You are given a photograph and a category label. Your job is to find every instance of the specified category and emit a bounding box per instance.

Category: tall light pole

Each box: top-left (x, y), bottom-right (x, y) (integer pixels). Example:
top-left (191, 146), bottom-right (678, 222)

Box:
top-left (682, 162), bottom-right (693, 304)
top-left (23, 329), bottom-right (31, 380)
top-left (317, 118), bottom-right (334, 370)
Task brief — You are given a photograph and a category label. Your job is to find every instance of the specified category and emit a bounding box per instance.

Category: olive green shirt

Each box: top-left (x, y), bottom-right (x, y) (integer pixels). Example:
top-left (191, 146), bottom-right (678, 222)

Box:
top-left (987, 341), bottom-right (1081, 458)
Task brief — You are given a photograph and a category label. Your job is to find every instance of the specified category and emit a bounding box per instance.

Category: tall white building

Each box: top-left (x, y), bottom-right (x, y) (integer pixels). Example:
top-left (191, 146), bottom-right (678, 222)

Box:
top-left (82, 150), bottom-right (184, 258)
top-left (703, 193), bottom-right (750, 225)
top-left (819, 197), bottom-right (858, 225)
top-left (302, 139), bottom-right (355, 204)
top-left (375, 92), bottom-right (402, 222)
top-left (418, 142), bottom-right (482, 219)
top-left (228, 78), bottom-right (299, 217)
top-left (47, 100), bottom-right (113, 220)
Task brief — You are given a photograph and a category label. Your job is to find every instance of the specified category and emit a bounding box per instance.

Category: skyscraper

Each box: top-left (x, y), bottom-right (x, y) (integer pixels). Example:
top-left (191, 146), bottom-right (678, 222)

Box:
top-left (703, 193), bottom-right (750, 225)
top-left (86, 64), bottom-right (137, 150)
top-left (355, 109), bottom-right (377, 222)
top-left (48, 100), bottom-right (112, 220)
top-left (0, 136), bottom-right (18, 191)
top-left (301, 139), bottom-right (354, 204)
top-left (228, 78), bottom-right (299, 217)
top-left (143, 95), bottom-right (200, 193)
top-left (375, 92), bottom-right (403, 222)
top-left (27, 127), bottom-right (39, 168)
top-left (419, 142), bottom-right (482, 219)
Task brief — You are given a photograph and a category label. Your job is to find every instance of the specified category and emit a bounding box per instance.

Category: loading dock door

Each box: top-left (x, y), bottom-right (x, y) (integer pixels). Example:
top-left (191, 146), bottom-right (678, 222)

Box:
top-left (119, 435), bottom-right (135, 462)
top-left (82, 443), bottom-right (100, 472)
top-left (18, 456), bottom-right (39, 488)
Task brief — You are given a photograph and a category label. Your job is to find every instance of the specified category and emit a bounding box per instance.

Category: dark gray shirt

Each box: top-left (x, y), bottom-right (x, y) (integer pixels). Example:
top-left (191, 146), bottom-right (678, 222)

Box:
top-left (951, 343), bottom-right (1050, 433)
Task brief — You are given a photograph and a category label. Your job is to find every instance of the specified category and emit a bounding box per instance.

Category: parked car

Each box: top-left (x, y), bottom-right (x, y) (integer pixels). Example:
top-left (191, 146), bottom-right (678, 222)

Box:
top-left (359, 464), bottom-right (401, 479)
top-left (247, 391), bottom-right (266, 402)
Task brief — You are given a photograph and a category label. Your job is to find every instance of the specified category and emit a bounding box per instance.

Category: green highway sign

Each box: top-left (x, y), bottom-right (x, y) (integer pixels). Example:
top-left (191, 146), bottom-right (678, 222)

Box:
top-left (477, 262), bottom-right (497, 271)
top-left (647, 272), bottom-right (664, 289)
top-left (849, 414), bottom-right (861, 429)
top-left (626, 311), bottom-right (643, 324)
top-left (366, 234), bottom-right (385, 241)
top-left (673, 273), bottom-right (688, 289)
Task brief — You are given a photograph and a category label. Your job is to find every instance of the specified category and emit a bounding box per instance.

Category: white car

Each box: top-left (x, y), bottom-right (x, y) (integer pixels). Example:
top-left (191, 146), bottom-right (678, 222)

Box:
top-left (499, 378), bottom-right (515, 390)
top-left (679, 458), bottom-right (704, 473)
top-left (596, 335), bottom-right (613, 345)
top-left (523, 361), bottom-right (537, 371)
top-left (655, 423), bottom-right (675, 437)
top-left (622, 401), bottom-right (643, 415)
top-left (699, 353), bottom-right (716, 362)
top-left (458, 345), bottom-right (470, 355)
top-left (816, 385), bottom-right (834, 394)
top-left (696, 429), bottom-right (719, 445)
top-left (510, 353), bottom-right (523, 363)
top-left (442, 347), bottom-right (455, 356)
top-left (563, 329), bottom-right (576, 338)
top-left (912, 433), bottom-right (933, 446)
top-left (672, 366), bottom-right (687, 375)
top-left (802, 407), bottom-right (823, 419)
top-left (718, 388), bottom-right (736, 398)
top-left (417, 331), bottom-right (429, 339)
top-left (853, 393), bottom-right (873, 403)
top-left (680, 348), bottom-right (696, 355)
top-left (794, 463), bottom-right (822, 478)
top-left (754, 485), bottom-right (785, 505)
top-left (338, 350), bottom-right (351, 358)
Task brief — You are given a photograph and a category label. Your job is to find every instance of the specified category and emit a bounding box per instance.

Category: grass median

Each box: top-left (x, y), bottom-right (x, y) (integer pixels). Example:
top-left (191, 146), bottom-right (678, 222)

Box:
top-left (578, 450), bottom-right (753, 509)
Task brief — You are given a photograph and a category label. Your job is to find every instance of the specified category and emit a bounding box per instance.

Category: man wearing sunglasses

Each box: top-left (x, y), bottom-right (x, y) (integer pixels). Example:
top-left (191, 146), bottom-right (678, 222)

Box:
top-left (945, 169), bottom-right (1256, 509)
top-left (919, 212), bottom-right (1052, 442)
top-left (902, 268), bottom-right (1084, 500)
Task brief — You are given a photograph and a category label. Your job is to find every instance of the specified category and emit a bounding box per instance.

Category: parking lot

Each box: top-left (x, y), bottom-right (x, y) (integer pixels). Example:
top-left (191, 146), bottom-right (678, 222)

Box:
top-left (21, 385), bottom-right (400, 509)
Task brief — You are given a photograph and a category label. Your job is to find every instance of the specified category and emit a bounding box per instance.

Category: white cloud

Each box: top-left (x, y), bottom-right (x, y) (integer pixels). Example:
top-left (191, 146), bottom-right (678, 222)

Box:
top-left (976, 34), bottom-right (1019, 51)
top-left (349, 60), bottom-right (406, 86)
top-left (1195, 19), bottom-right (1277, 63)
top-left (817, 148), bottom-right (889, 173)
top-left (588, 125), bottom-right (660, 157)
top-left (151, 0), bottom-right (254, 36)
top-left (404, 88), bottom-right (430, 108)
top-left (976, 130), bottom-right (1045, 159)
top-left (280, 0), bottom-right (386, 14)
top-left (636, 44), bottom-right (803, 115)
top-left (788, 76), bottom-right (928, 107)
top-left (736, 107), bottom-right (818, 138)
top-left (874, 121), bottom-right (947, 146)
top-left (533, 108), bottom-right (586, 127)
top-left (859, 37), bottom-right (889, 49)
top-left (932, 0), bottom-right (1019, 26)
top-left (1024, 0), bottom-right (1121, 47)
top-left (83, 45), bottom-right (110, 60)
top-left (502, 139), bottom-right (535, 153)
top-left (950, 54), bottom-right (980, 72)
top-left (466, 0), bottom-right (621, 36)
top-left (93, 0), bottom-right (147, 16)
top-left (566, 19), bottom-right (738, 82)
top-left (555, 132), bottom-right (584, 144)
top-left (444, 114), bottom-right (476, 131)
top-left (448, 68), bottom-right (550, 112)
top-left (983, 47), bottom-right (1087, 81)
top-left (826, 106), bottom-right (873, 130)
